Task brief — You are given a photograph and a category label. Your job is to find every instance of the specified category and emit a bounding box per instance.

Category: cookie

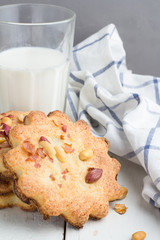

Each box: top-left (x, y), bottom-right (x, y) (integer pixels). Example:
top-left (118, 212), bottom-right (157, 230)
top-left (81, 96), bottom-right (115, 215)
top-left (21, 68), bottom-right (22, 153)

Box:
top-left (0, 192), bottom-right (36, 211)
top-left (4, 110), bottom-right (127, 227)
top-left (0, 111), bottom-right (29, 179)
top-left (0, 177), bottom-right (36, 211)
top-left (0, 111), bottom-right (36, 211)
top-left (0, 148), bottom-right (13, 180)
top-left (0, 179), bottom-right (13, 194)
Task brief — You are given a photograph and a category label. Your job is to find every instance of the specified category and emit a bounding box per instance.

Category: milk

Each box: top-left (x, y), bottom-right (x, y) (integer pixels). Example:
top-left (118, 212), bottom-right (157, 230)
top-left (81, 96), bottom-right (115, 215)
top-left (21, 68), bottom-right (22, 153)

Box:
top-left (0, 47), bottom-right (70, 114)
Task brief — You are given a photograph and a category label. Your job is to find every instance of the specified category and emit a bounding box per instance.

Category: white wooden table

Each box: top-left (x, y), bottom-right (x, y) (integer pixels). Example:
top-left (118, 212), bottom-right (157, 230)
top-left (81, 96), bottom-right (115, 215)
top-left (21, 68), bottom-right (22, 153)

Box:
top-left (0, 155), bottom-right (159, 240)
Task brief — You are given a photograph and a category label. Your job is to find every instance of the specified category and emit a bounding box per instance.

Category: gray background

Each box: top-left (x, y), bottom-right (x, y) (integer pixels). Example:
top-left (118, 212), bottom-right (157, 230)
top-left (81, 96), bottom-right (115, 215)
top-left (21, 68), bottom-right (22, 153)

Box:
top-left (0, 0), bottom-right (160, 76)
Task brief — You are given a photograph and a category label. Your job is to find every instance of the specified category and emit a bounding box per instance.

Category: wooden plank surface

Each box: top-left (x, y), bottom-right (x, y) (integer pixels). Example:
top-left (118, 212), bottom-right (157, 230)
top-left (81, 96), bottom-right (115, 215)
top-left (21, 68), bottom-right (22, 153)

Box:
top-left (65, 156), bottom-right (160, 240)
top-left (0, 208), bottom-right (64, 240)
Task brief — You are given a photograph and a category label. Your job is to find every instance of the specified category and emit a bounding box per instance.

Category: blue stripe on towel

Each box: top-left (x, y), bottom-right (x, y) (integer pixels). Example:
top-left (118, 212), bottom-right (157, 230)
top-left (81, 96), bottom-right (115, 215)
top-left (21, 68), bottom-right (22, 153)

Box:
top-left (94, 84), bottom-right (122, 127)
top-left (154, 177), bottom-right (160, 186)
top-left (70, 73), bottom-right (84, 85)
top-left (123, 79), bottom-right (160, 89)
top-left (149, 198), bottom-right (155, 206)
top-left (93, 61), bottom-right (115, 77)
top-left (153, 192), bottom-right (160, 204)
top-left (67, 90), bottom-right (78, 121)
top-left (153, 77), bottom-right (160, 105)
top-left (144, 118), bottom-right (160, 173)
top-left (73, 26), bottom-right (115, 53)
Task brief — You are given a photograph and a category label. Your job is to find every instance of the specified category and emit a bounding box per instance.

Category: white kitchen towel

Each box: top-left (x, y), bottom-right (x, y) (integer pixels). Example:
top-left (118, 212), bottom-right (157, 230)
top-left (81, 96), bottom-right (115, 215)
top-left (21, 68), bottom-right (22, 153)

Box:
top-left (66, 24), bottom-right (160, 208)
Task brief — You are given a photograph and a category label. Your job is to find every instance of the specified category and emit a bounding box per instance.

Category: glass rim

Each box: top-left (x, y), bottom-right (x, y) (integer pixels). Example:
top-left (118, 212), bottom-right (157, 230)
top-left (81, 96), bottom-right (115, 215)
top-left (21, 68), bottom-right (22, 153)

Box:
top-left (0, 3), bottom-right (76, 26)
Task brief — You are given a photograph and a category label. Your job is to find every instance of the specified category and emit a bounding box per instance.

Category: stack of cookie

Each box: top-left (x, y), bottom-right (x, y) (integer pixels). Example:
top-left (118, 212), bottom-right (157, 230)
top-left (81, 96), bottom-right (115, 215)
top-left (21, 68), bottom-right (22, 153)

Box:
top-left (0, 110), bottom-right (127, 227)
top-left (0, 111), bottom-right (36, 211)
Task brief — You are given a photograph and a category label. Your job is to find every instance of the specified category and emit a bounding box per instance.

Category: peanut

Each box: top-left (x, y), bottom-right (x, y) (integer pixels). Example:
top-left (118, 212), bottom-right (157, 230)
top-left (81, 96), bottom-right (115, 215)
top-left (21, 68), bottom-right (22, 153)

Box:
top-left (54, 146), bottom-right (66, 163)
top-left (1, 117), bottom-right (12, 127)
top-left (79, 149), bottom-right (93, 161)
top-left (23, 116), bottom-right (30, 125)
top-left (132, 231), bottom-right (146, 240)
top-left (85, 168), bottom-right (103, 183)
top-left (62, 143), bottom-right (74, 153)
top-left (114, 204), bottom-right (127, 214)
top-left (0, 137), bottom-right (6, 144)
top-left (62, 125), bottom-right (67, 132)
top-left (40, 141), bottom-right (56, 159)
top-left (18, 114), bottom-right (25, 122)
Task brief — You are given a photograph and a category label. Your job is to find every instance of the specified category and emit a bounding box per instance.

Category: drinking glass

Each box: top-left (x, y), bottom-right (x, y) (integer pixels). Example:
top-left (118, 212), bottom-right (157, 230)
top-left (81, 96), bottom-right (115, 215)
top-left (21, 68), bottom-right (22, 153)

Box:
top-left (0, 4), bottom-right (76, 114)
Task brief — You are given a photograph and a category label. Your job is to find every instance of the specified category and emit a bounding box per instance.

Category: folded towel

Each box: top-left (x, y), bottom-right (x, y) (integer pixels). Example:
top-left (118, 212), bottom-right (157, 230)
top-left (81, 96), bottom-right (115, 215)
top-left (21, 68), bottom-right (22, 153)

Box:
top-left (66, 24), bottom-right (160, 207)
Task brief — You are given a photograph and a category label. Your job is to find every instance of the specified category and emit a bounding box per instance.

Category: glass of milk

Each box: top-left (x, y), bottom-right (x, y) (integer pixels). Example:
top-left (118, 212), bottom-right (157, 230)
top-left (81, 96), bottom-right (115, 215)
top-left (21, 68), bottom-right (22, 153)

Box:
top-left (0, 4), bottom-right (76, 114)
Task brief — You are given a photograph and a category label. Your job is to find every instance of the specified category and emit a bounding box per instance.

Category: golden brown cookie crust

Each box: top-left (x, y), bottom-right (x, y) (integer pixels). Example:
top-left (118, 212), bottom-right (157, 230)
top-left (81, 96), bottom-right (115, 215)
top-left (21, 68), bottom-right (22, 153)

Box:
top-left (4, 110), bottom-right (127, 227)
top-left (0, 192), bottom-right (36, 211)
top-left (0, 179), bottom-right (13, 195)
